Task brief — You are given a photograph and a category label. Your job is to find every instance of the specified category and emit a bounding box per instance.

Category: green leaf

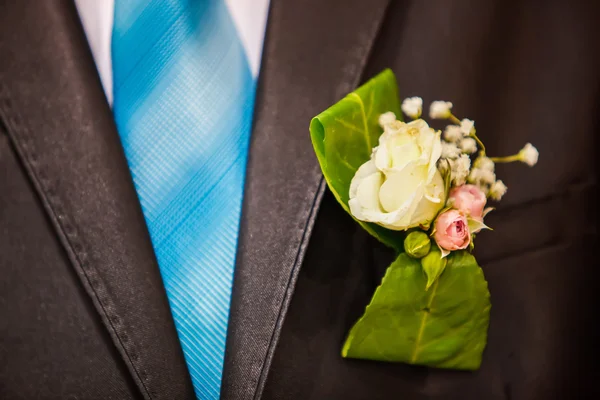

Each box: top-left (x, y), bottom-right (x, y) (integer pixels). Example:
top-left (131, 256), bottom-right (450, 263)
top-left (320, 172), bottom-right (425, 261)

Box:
top-left (310, 69), bottom-right (405, 251)
top-left (468, 218), bottom-right (492, 234)
top-left (421, 246), bottom-right (447, 290)
top-left (342, 251), bottom-right (491, 370)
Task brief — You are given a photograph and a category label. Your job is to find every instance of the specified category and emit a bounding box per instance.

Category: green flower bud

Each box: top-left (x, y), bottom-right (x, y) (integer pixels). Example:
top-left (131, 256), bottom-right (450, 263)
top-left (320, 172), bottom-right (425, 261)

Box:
top-left (421, 247), bottom-right (448, 290)
top-left (403, 231), bottom-right (431, 259)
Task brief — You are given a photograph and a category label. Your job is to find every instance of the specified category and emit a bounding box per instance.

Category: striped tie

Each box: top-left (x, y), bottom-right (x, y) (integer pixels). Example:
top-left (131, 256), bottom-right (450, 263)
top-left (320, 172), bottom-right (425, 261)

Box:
top-left (112, 1), bottom-right (256, 398)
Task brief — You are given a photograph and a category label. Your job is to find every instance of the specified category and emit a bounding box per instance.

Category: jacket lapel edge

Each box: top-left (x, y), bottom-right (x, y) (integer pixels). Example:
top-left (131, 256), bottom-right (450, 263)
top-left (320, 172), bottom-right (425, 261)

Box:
top-left (222, 1), bottom-right (391, 398)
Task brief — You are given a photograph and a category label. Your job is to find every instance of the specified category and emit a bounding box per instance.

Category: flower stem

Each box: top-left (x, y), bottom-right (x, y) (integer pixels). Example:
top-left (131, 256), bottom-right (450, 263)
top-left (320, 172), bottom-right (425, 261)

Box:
top-left (489, 154), bottom-right (521, 163)
top-left (449, 114), bottom-right (461, 125)
top-left (411, 111), bottom-right (422, 121)
top-left (470, 133), bottom-right (486, 156)
top-left (449, 113), bottom-right (486, 156)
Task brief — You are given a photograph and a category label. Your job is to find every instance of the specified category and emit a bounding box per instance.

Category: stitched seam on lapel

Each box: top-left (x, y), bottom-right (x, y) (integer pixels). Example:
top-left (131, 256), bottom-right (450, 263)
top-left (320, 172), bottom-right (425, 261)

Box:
top-left (0, 83), bottom-right (154, 400)
top-left (252, 3), bottom-right (391, 398)
top-left (252, 178), bottom-right (326, 400)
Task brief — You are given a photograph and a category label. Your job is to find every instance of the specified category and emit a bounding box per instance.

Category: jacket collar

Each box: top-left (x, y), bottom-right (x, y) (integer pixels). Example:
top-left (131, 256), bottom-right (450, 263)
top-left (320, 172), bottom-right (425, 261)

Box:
top-left (0, 2), bottom-right (194, 399)
top-left (221, 0), bottom-right (391, 398)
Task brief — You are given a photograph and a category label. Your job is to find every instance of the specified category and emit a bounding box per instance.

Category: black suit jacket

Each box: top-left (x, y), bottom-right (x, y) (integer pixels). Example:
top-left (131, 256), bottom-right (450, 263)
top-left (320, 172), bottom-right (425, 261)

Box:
top-left (1, 1), bottom-right (598, 399)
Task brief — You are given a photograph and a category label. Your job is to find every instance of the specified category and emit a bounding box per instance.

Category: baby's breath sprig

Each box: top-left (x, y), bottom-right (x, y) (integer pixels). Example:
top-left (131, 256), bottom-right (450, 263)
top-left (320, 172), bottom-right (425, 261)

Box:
top-left (427, 99), bottom-right (538, 202)
top-left (490, 143), bottom-right (539, 167)
top-left (448, 115), bottom-right (487, 157)
top-left (429, 101), bottom-right (488, 157)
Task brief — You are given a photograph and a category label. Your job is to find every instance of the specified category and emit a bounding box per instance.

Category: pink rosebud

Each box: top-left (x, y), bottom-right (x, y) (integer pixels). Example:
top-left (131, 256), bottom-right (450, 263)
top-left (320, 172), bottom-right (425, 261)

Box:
top-left (449, 184), bottom-right (487, 220)
top-left (434, 210), bottom-right (471, 252)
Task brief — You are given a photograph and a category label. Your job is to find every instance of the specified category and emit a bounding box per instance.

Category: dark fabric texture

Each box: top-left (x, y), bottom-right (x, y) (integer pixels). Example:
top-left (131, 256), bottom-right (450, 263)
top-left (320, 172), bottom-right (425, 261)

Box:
top-left (0, 0), bottom-right (598, 399)
top-left (0, 126), bottom-right (140, 400)
top-left (262, 1), bottom-right (600, 399)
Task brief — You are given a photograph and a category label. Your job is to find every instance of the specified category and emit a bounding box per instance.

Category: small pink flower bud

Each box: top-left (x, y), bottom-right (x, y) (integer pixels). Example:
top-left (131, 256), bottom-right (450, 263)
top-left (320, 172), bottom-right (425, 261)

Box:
top-left (448, 184), bottom-right (487, 220)
top-left (434, 210), bottom-right (471, 252)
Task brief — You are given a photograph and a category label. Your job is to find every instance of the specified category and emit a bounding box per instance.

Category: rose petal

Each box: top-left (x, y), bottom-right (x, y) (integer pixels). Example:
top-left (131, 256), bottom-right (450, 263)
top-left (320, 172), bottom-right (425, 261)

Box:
top-left (378, 165), bottom-right (427, 212)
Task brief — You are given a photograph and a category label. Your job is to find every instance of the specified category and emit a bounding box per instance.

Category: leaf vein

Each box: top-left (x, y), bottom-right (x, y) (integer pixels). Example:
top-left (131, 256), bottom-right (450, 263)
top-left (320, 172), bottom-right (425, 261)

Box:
top-left (333, 118), bottom-right (364, 134)
top-left (411, 278), bottom-right (439, 363)
top-left (366, 90), bottom-right (375, 119)
top-left (339, 158), bottom-right (355, 171)
top-left (349, 93), bottom-right (371, 150)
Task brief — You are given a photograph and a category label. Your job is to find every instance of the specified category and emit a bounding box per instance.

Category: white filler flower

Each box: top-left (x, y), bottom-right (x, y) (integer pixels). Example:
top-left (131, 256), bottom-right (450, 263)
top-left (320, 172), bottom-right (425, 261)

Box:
top-left (443, 125), bottom-right (463, 142)
top-left (460, 118), bottom-right (475, 136)
top-left (401, 97), bottom-right (423, 119)
top-left (441, 142), bottom-right (461, 159)
top-left (429, 101), bottom-right (453, 119)
top-left (378, 111), bottom-right (397, 128)
top-left (349, 119), bottom-right (446, 230)
top-left (451, 154), bottom-right (471, 186)
top-left (468, 167), bottom-right (496, 186)
top-left (489, 180), bottom-right (508, 200)
top-left (519, 143), bottom-right (539, 166)
top-left (473, 156), bottom-right (495, 172)
top-left (460, 137), bottom-right (477, 154)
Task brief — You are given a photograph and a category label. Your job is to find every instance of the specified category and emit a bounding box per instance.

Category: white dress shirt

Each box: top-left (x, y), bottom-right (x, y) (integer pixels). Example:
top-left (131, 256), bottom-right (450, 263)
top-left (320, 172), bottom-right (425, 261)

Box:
top-left (74, 0), bottom-right (270, 105)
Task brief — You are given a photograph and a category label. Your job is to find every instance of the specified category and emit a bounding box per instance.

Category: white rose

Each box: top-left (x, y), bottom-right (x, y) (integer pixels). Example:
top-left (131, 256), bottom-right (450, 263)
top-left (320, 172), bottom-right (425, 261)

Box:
top-left (349, 119), bottom-right (446, 230)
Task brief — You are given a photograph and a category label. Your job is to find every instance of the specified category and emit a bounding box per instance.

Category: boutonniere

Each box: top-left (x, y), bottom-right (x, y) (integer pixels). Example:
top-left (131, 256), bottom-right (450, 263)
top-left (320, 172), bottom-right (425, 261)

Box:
top-left (309, 70), bottom-right (539, 370)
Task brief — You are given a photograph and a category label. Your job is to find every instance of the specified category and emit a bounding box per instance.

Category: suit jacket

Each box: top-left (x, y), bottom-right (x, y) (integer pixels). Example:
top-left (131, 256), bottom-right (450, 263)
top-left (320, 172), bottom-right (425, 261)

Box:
top-left (1, 1), bottom-right (598, 399)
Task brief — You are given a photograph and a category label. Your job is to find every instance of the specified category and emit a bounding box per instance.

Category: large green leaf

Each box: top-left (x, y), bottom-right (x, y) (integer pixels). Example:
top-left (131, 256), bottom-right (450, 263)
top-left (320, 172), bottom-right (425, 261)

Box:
top-left (342, 251), bottom-right (491, 370)
top-left (310, 69), bottom-right (405, 251)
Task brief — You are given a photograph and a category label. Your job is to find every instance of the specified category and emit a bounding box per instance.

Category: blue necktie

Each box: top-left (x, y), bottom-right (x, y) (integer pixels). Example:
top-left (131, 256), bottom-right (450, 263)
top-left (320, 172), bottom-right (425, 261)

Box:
top-left (111, 1), bottom-right (256, 398)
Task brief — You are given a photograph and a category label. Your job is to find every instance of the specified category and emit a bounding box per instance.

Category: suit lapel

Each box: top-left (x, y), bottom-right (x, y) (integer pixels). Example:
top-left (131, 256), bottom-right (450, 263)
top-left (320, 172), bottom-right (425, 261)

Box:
top-left (221, 0), bottom-right (391, 399)
top-left (0, 2), bottom-right (194, 399)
